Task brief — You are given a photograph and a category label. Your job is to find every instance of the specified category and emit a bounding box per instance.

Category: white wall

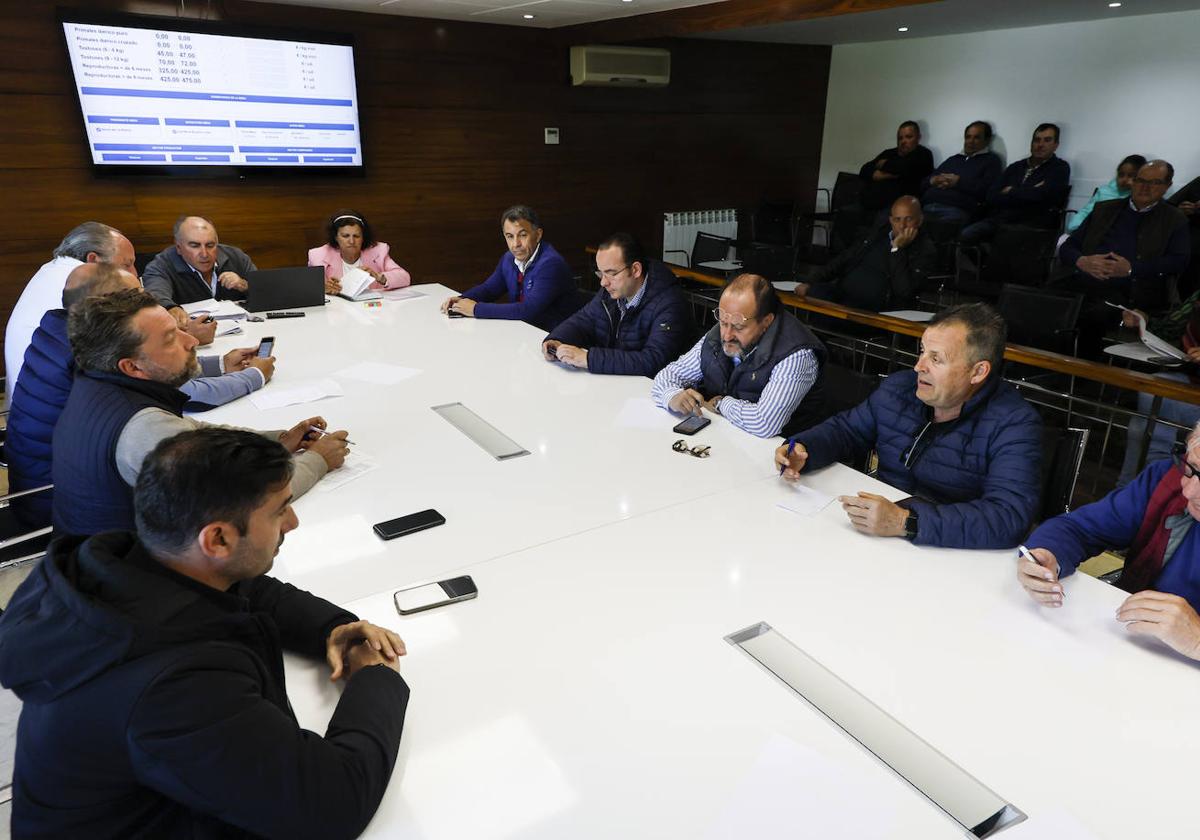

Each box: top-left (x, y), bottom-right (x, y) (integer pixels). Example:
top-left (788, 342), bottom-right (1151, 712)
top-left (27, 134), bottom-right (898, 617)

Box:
top-left (818, 10), bottom-right (1200, 212)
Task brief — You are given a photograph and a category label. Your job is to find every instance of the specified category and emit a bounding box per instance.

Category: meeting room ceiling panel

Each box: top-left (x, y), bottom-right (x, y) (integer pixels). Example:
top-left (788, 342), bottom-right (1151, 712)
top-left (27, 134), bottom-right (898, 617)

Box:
top-left (696, 0), bottom-right (1200, 43)
top-left (254, 0), bottom-right (724, 27)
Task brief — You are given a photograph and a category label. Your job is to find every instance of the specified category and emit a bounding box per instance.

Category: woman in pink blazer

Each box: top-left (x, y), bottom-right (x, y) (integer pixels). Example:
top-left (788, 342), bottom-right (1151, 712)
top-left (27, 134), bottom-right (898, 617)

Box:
top-left (307, 209), bottom-right (412, 294)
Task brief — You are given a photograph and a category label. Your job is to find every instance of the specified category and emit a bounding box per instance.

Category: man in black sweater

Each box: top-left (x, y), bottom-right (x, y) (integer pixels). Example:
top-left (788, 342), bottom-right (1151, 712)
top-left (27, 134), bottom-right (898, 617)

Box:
top-left (798, 196), bottom-right (937, 312)
top-left (0, 428), bottom-right (410, 840)
top-left (858, 121), bottom-right (935, 216)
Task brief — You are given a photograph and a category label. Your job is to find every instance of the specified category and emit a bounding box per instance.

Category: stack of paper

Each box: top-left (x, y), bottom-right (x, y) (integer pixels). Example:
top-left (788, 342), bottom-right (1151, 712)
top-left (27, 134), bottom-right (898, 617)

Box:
top-left (1108, 302), bottom-right (1188, 361)
top-left (182, 298), bottom-right (248, 320)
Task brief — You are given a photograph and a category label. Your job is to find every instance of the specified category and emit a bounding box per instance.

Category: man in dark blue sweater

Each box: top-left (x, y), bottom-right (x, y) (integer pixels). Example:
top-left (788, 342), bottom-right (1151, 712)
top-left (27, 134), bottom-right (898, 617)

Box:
top-left (542, 232), bottom-right (692, 377)
top-left (920, 121), bottom-right (1003, 226)
top-left (1056, 159), bottom-right (1191, 357)
top-left (1020, 423), bottom-right (1200, 661)
top-left (442, 204), bottom-right (579, 331)
top-left (959, 123), bottom-right (1071, 245)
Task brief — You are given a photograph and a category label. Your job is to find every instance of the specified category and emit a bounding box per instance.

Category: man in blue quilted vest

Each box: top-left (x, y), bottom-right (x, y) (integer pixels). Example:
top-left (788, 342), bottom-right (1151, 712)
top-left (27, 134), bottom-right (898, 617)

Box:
top-left (776, 302), bottom-right (1042, 549)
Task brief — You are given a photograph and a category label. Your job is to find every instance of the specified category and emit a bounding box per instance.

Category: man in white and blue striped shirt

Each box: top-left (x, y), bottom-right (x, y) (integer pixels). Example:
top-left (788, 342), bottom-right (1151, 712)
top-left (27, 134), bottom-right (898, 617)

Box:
top-left (651, 274), bottom-right (826, 438)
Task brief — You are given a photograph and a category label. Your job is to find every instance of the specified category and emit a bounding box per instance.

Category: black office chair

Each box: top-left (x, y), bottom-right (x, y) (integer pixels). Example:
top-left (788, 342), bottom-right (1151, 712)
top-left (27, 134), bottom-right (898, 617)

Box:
top-left (800, 364), bottom-right (881, 472)
top-left (664, 231), bottom-right (733, 269)
top-left (751, 200), bottom-right (796, 247)
top-left (997, 284), bottom-right (1083, 356)
top-left (1038, 426), bottom-right (1089, 520)
top-left (796, 172), bottom-right (864, 256)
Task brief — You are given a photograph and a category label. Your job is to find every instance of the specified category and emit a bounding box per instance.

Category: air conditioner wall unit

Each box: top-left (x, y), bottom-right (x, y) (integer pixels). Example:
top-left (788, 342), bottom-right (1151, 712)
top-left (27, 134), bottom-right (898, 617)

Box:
top-left (570, 45), bottom-right (671, 87)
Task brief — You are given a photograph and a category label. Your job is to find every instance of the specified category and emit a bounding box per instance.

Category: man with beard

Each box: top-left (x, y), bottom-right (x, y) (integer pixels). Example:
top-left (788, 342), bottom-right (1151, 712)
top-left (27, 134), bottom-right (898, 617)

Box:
top-left (651, 273), bottom-right (827, 438)
top-left (51, 288), bottom-right (351, 536)
top-left (0, 428), bottom-right (409, 838)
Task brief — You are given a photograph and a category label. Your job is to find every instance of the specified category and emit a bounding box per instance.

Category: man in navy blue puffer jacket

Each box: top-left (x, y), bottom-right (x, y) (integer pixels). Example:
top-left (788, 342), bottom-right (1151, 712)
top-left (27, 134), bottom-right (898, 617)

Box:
top-left (776, 303), bottom-right (1042, 549)
top-left (542, 232), bottom-right (692, 377)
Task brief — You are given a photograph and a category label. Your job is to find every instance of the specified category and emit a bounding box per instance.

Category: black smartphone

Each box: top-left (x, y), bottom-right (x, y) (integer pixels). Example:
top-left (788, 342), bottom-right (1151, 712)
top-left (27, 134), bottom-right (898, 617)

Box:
top-left (256, 336), bottom-right (275, 358)
top-left (673, 415), bottom-right (711, 435)
top-left (447, 310), bottom-right (466, 319)
top-left (394, 575), bottom-right (477, 615)
top-left (373, 509), bottom-right (446, 540)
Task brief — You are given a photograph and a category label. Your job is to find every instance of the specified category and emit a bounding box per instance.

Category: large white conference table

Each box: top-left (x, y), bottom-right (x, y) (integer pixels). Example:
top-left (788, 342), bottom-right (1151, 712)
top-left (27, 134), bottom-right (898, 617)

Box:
top-left (204, 287), bottom-right (1198, 840)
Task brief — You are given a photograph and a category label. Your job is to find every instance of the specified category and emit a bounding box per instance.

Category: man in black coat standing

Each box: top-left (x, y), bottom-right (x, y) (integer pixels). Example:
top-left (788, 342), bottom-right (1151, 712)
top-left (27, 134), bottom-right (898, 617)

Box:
top-left (0, 428), bottom-right (409, 840)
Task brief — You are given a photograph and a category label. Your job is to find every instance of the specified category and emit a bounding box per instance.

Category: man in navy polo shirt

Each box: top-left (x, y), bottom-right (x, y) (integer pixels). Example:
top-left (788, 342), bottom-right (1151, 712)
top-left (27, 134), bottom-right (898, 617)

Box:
top-left (441, 205), bottom-right (578, 331)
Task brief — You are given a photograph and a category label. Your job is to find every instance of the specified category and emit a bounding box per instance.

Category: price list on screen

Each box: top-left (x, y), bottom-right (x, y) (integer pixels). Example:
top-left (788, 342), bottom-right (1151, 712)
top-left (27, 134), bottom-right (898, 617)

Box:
top-left (62, 21), bottom-right (362, 167)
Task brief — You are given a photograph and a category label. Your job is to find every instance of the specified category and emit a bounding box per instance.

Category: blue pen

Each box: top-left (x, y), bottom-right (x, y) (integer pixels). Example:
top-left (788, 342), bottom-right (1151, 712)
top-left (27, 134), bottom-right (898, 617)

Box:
top-left (780, 440), bottom-right (795, 476)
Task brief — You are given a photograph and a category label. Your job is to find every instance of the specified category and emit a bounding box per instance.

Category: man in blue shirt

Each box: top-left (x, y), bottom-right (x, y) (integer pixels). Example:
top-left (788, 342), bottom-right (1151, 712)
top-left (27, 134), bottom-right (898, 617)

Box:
top-left (441, 205), bottom-right (578, 331)
top-left (1020, 423), bottom-right (1200, 661)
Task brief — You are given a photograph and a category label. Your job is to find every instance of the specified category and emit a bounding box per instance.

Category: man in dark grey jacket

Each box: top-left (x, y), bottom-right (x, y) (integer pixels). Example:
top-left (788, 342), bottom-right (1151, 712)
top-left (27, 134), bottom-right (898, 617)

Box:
top-left (542, 232), bottom-right (692, 376)
top-left (0, 428), bottom-right (409, 840)
top-left (143, 215), bottom-right (257, 317)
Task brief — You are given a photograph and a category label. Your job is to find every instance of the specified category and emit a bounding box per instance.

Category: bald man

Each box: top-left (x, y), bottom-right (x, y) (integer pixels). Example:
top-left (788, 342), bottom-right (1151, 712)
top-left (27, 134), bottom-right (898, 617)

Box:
top-left (6, 263), bottom-right (273, 529)
top-left (796, 196), bottom-right (936, 312)
top-left (142, 215), bottom-right (257, 319)
top-left (5, 222), bottom-right (136, 403)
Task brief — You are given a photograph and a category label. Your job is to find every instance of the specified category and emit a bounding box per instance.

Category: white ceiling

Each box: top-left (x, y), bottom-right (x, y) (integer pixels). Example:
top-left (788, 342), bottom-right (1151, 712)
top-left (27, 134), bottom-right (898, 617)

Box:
top-left (698, 0), bottom-right (1200, 44)
top-left (252, 0), bottom-right (722, 28)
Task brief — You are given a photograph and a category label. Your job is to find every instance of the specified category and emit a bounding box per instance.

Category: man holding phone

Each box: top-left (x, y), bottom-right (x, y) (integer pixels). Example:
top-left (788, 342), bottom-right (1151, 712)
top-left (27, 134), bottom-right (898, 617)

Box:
top-left (651, 274), bottom-right (827, 438)
top-left (0, 428), bottom-right (409, 838)
top-left (52, 289), bottom-right (350, 537)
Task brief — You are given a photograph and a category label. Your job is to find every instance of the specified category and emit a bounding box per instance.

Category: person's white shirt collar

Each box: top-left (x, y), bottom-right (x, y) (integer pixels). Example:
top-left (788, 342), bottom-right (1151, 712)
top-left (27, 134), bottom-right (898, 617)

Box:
top-left (514, 242), bottom-right (541, 274)
top-left (1129, 198), bottom-right (1159, 214)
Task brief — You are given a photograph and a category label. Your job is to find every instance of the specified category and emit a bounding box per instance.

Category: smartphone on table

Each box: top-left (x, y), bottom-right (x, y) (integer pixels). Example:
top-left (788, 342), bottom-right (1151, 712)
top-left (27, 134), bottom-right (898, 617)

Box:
top-left (394, 576), bottom-right (478, 615)
top-left (373, 509), bottom-right (446, 540)
top-left (673, 415), bottom-right (711, 435)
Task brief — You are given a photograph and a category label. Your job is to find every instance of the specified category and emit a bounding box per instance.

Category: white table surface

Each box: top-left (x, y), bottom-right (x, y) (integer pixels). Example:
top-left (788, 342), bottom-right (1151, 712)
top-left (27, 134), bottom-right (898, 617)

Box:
top-left (284, 465), bottom-right (1200, 840)
top-left (697, 260), bottom-right (743, 272)
top-left (201, 286), bottom-right (780, 603)
top-left (208, 286), bottom-right (1199, 839)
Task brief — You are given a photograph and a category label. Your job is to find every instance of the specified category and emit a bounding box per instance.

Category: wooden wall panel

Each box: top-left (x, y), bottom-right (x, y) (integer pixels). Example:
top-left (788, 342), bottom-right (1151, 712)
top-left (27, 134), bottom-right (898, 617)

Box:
top-left (0, 0), bottom-right (830, 370)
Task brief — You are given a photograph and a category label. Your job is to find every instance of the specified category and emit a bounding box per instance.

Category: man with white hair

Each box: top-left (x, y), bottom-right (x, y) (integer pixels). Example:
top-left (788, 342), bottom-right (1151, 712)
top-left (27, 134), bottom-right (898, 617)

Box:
top-left (1020, 419), bottom-right (1200, 660)
top-left (5, 221), bottom-right (135, 402)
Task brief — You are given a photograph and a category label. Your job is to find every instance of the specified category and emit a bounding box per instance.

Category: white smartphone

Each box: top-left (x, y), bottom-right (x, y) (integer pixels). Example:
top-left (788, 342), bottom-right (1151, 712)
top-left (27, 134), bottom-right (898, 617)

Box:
top-left (393, 575), bottom-right (478, 615)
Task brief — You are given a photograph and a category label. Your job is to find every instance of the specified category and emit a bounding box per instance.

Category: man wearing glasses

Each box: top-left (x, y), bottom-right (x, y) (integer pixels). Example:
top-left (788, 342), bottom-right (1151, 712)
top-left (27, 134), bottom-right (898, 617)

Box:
top-left (651, 273), bottom-right (827, 438)
top-left (1056, 160), bottom-right (1191, 358)
top-left (776, 303), bottom-right (1042, 549)
top-left (1019, 426), bottom-right (1200, 662)
top-left (542, 232), bottom-right (691, 376)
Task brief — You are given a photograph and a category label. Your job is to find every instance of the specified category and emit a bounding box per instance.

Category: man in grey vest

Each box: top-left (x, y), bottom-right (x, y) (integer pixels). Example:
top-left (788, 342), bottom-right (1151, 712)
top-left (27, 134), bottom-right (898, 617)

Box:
top-left (651, 273), bottom-right (826, 438)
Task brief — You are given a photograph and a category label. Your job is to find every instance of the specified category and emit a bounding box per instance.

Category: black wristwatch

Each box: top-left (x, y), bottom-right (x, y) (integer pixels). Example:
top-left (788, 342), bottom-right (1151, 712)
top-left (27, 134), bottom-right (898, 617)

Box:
top-left (903, 511), bottom-right (919, 541)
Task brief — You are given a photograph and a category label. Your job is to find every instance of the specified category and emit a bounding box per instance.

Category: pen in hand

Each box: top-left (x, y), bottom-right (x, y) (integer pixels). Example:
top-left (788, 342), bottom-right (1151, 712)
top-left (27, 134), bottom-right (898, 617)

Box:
top-left (308, 425), bottom-right (356, 446)
top-left (780, 440), bottom-right (795, 476)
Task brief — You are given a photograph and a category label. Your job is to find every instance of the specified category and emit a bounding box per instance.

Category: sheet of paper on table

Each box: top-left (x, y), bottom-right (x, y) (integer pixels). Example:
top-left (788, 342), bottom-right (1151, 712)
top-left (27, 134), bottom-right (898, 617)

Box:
top-left (182, 298), bottom-right (248, 320)
top-left (250, 378), bottom-right (344, 410)
top-left (381, 287), bottom-right (426, 302)
top-left (215, 322), bottom-right (243, 338)
top-left (880, 310), bottom-right (936, 322)
top-left (777, 481), bottom-right (835, 516)
top-left (1106, 301), bottom-right (1188, 361)
top-left (315, 451), bottom-right (379, 492)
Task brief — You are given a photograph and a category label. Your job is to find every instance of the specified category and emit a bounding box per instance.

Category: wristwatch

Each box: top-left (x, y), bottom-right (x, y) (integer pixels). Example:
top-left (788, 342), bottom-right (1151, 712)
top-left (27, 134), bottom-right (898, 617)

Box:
top-left (903, 511), bottom-right (919, 541)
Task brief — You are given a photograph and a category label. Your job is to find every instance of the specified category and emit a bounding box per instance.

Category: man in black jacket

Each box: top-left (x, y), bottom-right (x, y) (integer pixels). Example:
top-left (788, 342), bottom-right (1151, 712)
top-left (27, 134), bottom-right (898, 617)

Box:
top-left (542, 232), bottom-right (691, 376)
top-left (797, 196), bottom-right (936, 311)
top-left (0, 428), bottom-right (409, 840)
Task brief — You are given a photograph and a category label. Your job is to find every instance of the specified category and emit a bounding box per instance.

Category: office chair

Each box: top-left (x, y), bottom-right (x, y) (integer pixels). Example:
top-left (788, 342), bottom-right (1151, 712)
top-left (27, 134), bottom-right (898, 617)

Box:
top-left (1038, 426), bottom-right (1089, 520)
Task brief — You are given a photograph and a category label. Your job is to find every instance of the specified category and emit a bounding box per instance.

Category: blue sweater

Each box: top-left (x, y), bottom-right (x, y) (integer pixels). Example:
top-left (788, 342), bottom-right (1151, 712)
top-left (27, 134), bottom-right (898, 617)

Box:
top-left (544, 260), bottom-right (692, 377)
top-left (1028, 459), bottom-right (1200, 609)
top-left (921, 151), bottom-right (1003, 213)
top-left (463, 242), bottom-right (578, 331)
top-left (792, 370), bottom-right (1043, 549)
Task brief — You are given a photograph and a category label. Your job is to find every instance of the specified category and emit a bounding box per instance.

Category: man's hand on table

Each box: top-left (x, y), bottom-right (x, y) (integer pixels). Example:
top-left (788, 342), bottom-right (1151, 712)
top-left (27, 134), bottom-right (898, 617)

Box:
top-left (327, 620), bottom-right (406, 681)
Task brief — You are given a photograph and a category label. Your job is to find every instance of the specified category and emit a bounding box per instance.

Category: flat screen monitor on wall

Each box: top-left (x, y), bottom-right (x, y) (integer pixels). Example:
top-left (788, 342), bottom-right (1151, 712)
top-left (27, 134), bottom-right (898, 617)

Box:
top-left (59, 10), bottom-right (362, 175)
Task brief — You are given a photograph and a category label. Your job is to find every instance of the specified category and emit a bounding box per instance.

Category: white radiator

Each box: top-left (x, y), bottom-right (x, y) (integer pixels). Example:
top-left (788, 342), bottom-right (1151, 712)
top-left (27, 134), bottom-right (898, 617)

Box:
top-left (662, 209), bottom-right (737, 267)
